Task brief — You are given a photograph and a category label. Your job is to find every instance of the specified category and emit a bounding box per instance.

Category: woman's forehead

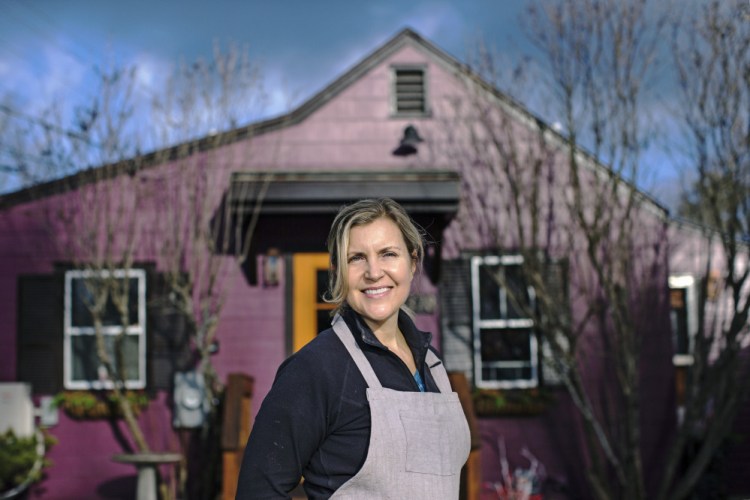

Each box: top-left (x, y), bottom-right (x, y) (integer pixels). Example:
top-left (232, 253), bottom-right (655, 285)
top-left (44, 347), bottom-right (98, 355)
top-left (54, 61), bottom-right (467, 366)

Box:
top-left (347, 218), bottom-right (405, 248)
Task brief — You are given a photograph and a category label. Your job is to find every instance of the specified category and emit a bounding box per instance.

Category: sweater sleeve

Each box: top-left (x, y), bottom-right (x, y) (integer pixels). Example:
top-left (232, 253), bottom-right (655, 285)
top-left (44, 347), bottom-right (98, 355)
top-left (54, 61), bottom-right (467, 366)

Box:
top-left (236, 351), bottom-right (330, 499)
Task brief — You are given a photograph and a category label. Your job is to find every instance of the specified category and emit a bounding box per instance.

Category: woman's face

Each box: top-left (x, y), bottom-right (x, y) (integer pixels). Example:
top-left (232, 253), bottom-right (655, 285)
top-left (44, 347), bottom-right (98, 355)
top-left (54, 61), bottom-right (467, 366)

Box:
top-left (345, 217), bottom-right (415, 333)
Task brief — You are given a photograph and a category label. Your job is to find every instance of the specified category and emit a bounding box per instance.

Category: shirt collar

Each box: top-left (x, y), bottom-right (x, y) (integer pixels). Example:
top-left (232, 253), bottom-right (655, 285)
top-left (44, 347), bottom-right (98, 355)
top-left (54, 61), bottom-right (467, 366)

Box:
top-left (340, 306), bottom-right (433, 359)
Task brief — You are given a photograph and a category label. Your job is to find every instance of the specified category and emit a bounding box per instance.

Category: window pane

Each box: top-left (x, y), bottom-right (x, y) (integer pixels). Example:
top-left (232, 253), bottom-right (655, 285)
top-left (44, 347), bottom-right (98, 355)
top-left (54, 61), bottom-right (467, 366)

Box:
top-left (670, 288), bottom-right (689, 355)
top-left (71, 279), bottom-right (96, 327)
top-left (479, 328), bottom-right (532, 362)
top-left (316, 270), bottom-right (329, 303)
top-left (71, 334), bottom-right (140, 382)
top-left (479, 264), bottom-right (501, 319)
top-left (71, 277), bottom-right (139, 327)
top-left (504, 264), bottom-right (530, 320)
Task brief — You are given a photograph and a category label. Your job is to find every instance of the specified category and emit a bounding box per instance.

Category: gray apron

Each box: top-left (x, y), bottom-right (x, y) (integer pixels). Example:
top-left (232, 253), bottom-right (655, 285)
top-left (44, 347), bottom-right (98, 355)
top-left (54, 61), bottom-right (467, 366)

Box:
top-left (330, 314), bottom-right (471, 499)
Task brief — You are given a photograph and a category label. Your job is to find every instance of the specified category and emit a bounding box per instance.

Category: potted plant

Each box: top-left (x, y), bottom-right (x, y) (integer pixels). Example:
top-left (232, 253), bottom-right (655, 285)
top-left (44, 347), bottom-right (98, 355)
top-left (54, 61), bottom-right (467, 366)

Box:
top-left (0, 429), bottom-right (56, 499)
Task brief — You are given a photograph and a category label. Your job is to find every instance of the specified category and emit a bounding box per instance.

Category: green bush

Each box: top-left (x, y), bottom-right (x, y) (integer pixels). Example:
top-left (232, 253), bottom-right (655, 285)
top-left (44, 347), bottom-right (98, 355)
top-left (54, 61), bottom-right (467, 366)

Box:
top-left (0, 429), bottom-right (55, 493)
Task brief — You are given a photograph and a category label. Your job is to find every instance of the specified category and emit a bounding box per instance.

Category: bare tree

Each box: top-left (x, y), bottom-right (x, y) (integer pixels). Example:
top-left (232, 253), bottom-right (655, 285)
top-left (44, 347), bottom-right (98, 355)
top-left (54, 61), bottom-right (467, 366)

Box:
top-left (141, 42), bottom-right (271, 499)
top-left (0, 94), bottom-right (97, 190)
top-left (439, 0), bottom-right (672, 498)
top-left (43, 65), bottom-right (152, 453)
top-left (660, 2), bottom-right (750, 498)
top-left (145, 41), bottom-right (271, 413)
top-left (445, 0), bottom-right (750, 498)
top-left (5, 42), bottom-right (269, 499)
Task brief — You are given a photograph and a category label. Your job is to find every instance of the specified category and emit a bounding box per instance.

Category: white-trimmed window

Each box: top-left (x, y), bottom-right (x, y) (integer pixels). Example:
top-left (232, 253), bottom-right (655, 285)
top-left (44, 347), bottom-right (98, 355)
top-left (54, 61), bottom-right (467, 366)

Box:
top-left (669, 275), bottom-right (698, 367)
top-left (64, 269), bottom-right (147, 389)
top-left (471, 255), bottom-right (538, 389)
top-left (391, 65), bottom-right (428, 116)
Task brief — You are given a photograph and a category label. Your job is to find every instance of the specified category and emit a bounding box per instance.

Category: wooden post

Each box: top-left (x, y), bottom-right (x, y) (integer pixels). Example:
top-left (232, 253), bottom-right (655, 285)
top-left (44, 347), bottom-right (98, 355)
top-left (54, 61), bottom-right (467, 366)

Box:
top-left (449, 372), bottom-right (481, 500)
top-left (221, 373), bottom-right (254, 500)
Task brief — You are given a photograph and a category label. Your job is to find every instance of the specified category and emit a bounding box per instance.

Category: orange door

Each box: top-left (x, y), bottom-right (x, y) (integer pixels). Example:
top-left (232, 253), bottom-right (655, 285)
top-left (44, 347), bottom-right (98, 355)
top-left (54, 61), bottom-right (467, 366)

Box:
top-left (292, 253), bottom-right (334, 352)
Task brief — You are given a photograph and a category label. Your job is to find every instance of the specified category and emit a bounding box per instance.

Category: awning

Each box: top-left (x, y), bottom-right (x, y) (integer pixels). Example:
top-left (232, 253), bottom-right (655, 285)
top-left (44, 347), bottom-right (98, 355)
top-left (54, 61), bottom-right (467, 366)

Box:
top-left (223, 170), bottom-right (460, 284)
top-left (227, 170), bottom-right (460, 214)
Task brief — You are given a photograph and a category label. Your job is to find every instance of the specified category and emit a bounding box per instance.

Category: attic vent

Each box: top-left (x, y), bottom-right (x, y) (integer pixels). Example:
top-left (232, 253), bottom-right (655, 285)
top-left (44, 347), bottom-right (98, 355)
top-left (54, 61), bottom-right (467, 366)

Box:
top-left (393, 67), bottom-right (427, 115)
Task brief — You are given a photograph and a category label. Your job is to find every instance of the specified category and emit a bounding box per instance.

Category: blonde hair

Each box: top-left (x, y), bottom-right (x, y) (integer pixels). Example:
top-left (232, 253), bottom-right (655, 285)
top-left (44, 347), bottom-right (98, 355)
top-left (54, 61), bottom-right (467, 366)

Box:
top-left (325, 198), bottom-right (424, 314)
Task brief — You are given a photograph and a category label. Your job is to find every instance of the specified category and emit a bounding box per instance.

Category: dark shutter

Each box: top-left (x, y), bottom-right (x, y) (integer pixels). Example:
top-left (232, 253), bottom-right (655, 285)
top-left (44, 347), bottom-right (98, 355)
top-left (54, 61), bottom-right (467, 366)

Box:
top-left (147, 274), bottom-right (194, 391)
top-left (17, 274), bottom-right (64, 394)
top-left (440, 258), bottom-right (474, 377)
top-left (442, 258), bottom-right (472, 327)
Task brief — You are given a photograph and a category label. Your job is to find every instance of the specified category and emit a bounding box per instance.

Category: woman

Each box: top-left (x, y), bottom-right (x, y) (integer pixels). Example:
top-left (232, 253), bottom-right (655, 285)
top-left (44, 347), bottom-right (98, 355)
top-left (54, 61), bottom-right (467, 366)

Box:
top-left (236, 198), bottom-right (470, 499)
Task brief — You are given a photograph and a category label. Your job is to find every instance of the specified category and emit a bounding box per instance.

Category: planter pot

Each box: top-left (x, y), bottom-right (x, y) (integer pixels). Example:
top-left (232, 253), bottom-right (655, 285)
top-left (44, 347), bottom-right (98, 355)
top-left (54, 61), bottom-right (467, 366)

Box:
top-left (54, 391), bottom-right (148, 420)
top-left (473, 389), bottom-right (553, 418)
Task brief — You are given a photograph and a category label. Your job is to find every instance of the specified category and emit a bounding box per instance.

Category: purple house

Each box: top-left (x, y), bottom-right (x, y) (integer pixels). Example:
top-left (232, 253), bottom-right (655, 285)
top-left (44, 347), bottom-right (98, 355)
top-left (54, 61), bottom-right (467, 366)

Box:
top-left (1, 28), bottom-right (748, 499)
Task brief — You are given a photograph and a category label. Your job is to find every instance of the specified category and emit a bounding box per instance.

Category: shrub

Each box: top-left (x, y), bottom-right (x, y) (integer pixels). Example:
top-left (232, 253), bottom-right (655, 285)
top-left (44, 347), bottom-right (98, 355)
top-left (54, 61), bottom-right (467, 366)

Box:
top-left (0, 429), bottom-right (56, 494)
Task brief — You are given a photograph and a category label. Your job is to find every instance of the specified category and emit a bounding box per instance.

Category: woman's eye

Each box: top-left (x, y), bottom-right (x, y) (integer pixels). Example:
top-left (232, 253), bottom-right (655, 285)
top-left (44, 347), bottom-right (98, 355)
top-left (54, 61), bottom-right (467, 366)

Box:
top-left (348, 255), bottom-right (364, 263)
top-left (383, 251), bottom-right (398, 258)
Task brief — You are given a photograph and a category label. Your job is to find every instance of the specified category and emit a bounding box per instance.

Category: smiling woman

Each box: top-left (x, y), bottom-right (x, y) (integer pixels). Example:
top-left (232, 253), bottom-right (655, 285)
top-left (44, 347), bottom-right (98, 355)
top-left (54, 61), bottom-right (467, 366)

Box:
top-left (344, 217), bottom-right (417, 368)
top-left (236, 198), bottom-right (470, 499)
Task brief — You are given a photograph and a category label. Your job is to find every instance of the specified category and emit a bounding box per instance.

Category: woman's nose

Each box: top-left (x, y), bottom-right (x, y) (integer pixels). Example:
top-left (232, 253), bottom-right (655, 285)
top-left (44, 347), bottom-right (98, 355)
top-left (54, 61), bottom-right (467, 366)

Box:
top-left (365, 260), bottom-right (383, 280)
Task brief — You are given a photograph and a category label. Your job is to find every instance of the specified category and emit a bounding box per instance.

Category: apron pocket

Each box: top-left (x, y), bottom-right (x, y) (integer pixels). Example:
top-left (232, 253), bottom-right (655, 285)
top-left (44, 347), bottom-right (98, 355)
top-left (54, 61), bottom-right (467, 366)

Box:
top-left (399, 412), bottom-right (456, 476)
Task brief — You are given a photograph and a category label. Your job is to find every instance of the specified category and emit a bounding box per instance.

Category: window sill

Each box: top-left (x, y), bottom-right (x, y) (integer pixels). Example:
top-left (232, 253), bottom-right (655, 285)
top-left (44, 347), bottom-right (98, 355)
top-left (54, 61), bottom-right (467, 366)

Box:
top-left (473, 388), bottom-right (554, 418)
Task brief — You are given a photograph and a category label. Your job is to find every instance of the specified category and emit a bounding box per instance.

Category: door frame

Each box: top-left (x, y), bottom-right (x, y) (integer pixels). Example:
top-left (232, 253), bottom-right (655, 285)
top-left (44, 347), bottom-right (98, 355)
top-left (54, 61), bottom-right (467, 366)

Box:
top-left (291, 253), bottom-right (333, 352)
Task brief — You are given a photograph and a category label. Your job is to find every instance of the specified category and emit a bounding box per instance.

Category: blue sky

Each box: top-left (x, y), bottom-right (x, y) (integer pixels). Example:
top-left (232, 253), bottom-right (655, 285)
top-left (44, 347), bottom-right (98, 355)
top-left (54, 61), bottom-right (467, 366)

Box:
top-left (0, 1), bottom-right (528, 117)
top-left (0, 0), bottom-right (685, 206)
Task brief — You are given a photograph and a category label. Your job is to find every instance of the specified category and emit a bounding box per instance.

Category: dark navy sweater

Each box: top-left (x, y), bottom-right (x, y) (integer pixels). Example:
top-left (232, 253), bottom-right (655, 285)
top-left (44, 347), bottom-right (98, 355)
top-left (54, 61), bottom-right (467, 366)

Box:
top-left (235, 307), bottom-right (442, 499)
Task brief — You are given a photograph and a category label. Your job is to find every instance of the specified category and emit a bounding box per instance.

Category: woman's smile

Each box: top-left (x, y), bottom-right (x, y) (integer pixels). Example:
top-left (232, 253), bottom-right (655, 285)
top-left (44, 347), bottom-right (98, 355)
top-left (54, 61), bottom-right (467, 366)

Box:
top-left (362, 286), bottom-right (391, 297)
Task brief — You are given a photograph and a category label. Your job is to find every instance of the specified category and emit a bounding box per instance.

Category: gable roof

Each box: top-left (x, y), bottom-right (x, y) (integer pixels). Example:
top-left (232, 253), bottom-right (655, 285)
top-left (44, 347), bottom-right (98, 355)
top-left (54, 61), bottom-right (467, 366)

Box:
top-left (0, 28), bottom-right (431, 208)
top-left (0, 27), bottom-right (668, 217)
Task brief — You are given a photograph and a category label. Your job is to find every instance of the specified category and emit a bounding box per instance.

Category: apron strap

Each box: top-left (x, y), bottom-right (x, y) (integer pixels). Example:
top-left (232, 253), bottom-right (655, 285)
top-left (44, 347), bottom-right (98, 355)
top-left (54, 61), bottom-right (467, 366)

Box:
top-left (333, 314), bottom-right (455, 395)
top-left (332, 314), bottom-right (383, 389)
top-left (426, 350), bottom-right (453, 394)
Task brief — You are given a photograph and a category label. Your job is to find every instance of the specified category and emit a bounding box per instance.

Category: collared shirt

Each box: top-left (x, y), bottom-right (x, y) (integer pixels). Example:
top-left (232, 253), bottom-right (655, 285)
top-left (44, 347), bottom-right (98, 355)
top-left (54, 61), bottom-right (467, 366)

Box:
top-left (236, 307), bottom-right (442, 499)
top-left (413, 370), bottom-right (426, 392)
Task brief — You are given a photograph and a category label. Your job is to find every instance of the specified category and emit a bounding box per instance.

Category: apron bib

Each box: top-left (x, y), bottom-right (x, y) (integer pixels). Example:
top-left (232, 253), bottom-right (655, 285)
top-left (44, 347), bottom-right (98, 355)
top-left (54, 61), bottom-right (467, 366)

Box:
top-left (330, 314), bottom-right (471, 499)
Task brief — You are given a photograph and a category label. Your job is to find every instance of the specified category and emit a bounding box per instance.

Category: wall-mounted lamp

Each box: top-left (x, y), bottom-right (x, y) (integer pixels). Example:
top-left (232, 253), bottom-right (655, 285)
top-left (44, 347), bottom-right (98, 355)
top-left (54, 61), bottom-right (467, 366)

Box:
top-left (262, 248), bottom-right (281, 287)
top-left (392, 124), bottom-right (423, 156)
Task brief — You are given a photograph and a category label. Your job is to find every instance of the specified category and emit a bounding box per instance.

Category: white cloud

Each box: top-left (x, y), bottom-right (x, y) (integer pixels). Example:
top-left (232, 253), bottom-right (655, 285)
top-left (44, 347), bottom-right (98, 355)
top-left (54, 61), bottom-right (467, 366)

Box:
top-left (263, 67), bottom-right (302, 118)
top-left (37, 44), bottom-right (88, 103)
top-left (0, 43), bottom-right (90, 125)
top-left (129, 52), bottom-right (171, 96)
top-left (402, 2), bottom-right (465, 45)
top-left (0, 56), bottom-right (38, 102)
top-left (331, 30), bottom-right (394, 78)
top-left (403, 3), bottom-right (463, 39)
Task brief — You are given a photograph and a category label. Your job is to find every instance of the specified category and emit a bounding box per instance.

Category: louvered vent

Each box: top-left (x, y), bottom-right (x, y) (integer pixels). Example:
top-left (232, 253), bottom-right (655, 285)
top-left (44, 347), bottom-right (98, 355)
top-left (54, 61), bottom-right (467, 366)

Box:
top-left (394, 68), bottom-right (426, 114)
